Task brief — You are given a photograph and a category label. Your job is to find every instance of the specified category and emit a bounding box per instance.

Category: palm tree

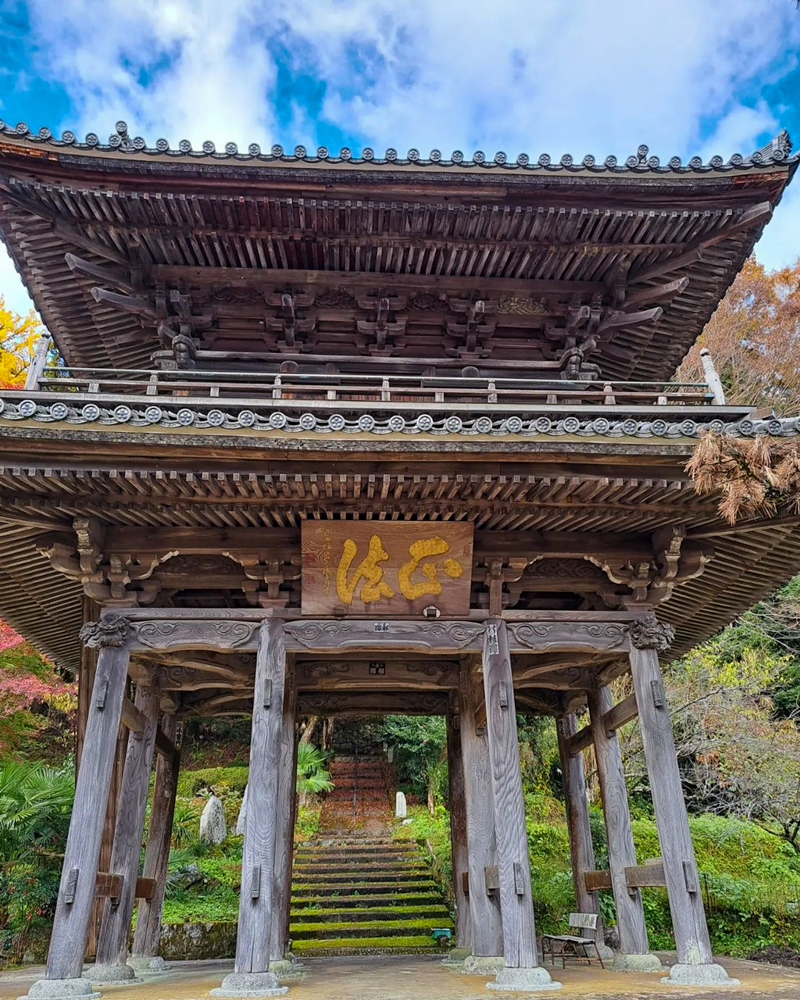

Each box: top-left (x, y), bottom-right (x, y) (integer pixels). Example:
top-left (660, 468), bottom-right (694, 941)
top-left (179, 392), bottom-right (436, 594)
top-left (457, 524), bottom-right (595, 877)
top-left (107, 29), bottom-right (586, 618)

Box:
top-left (0, 760), bottom-right (74, 860)
top-left (296, 743), bottom-right (334, 806)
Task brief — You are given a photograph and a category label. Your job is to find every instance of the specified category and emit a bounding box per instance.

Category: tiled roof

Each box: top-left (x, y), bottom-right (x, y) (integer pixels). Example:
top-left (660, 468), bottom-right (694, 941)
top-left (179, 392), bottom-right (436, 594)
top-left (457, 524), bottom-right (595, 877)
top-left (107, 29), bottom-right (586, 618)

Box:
top-left (0, 119), bottom-right (795, 174)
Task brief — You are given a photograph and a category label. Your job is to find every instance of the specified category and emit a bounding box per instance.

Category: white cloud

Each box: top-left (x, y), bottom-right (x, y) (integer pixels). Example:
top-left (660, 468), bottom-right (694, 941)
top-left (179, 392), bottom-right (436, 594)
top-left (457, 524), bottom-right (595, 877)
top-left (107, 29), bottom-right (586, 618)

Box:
top-left (0, 0), bottom-right (796, 305)
top-left (0, 244), bottom-right (36, 318)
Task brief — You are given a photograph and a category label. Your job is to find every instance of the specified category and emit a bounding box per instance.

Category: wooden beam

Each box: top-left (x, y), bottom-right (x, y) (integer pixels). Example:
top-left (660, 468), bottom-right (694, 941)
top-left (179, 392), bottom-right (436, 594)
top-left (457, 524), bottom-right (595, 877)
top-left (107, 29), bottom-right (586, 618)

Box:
top-left (94, 875), bottom-right (155, 900)
top-left (121, 698), bottom-right (146, 734)
top-left (65, 253), bottom-right (133, 293)
top-left (625, 862), bottom-right (666, 889)
top-left (602, 692), bottom-right (638, 734)
top-left (632, 202), bottom-right (772, 284)
top-left (566, 724), bottom-right (593, 757)
top-left (152, 267), bottom-right (608, 295)
top-left (154, 727), bottom-right (176, 759)
top-left (584, 869), bottom-right (612, 892)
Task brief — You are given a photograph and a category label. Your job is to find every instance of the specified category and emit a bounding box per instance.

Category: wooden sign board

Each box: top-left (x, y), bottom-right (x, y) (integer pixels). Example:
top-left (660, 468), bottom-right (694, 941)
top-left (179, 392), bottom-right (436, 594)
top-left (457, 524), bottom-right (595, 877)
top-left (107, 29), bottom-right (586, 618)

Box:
top-left (301, 522), bottom-right (474, 616)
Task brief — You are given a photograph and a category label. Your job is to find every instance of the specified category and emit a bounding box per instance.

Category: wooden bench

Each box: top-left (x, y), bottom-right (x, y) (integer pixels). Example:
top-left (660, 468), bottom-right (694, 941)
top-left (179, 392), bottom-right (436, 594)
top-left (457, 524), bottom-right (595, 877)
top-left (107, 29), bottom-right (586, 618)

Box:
top-left (541, 912), bottom-right (605, 969)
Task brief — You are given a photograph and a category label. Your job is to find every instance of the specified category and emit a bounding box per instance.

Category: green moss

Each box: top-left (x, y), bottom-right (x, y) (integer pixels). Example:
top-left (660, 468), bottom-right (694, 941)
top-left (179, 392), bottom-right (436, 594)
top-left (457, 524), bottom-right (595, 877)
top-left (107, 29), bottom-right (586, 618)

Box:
top-left (290, 916), bottom-right (453, 934)
top-left (176, 765), bottom-right (249, 799)
top-left (293, 935), bottom-right (441, 951)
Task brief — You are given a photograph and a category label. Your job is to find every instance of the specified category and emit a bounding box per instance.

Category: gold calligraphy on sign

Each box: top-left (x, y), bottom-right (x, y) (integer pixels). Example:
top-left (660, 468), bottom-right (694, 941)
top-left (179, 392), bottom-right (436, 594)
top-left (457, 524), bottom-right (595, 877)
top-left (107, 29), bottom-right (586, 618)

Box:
top-left (302, 522), bottom-right (474, 615)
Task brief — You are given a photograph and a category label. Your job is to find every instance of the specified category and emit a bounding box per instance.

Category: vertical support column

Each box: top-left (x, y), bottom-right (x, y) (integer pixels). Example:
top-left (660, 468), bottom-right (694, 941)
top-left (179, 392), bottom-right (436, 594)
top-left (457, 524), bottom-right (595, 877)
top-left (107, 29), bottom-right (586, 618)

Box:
top-left (482, 620), bottom-right (559, 992)
top-left (587, 685), bottom-right (660, 973)
top-left (458, 658), bottom-right (503, 972)
top-left (629, 618), bottom-right (738, 986)
top-left (213, 620), bottom-right (288, 998)
top-left (270, 660), bottom-right (298, 968)
top-left (23, 616), bottom-right (132, 1000)
top-left (556, 713), bottom-right (609, 956)
top-left (446, 694), bottom-right (472, 952)
top-left (131, 713), bottom-right (181, 969)
top-left (90, 680), bottom-right (160, 983)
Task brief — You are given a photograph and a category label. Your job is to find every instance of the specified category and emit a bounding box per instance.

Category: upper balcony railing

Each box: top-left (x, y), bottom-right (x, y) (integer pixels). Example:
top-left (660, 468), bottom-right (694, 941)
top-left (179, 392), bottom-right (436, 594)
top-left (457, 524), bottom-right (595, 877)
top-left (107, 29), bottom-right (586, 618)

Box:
top-left (22, 366), bottom-right (722, 412)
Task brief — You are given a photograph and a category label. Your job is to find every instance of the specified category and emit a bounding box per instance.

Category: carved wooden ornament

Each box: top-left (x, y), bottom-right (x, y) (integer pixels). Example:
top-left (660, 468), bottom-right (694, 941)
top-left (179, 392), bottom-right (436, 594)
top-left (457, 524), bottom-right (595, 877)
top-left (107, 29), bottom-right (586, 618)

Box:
top-left (301, 521), bottom-right (474, 616)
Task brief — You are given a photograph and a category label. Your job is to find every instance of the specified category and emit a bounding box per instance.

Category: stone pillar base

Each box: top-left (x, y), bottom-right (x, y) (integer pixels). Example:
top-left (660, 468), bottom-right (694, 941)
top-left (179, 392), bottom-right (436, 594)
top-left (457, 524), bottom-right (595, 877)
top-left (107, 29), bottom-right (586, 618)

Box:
top-left (19, 980), bottom-right (100, 1000)
top-left (662, 963), bottom-right (740, 986)
top-left (487, 967), bottom-right (562, 992)
top-left (85, 964), bottom-right (141, 985)
top-left (611, 953), bottom-right (664, 973)
top-left (461, 956), bottom-right (506, 976)
top-left (441, 947), bottom-right (472, 966)
top-left (210, 972), bottom-right (288, 997)
top-left (129, 956), bottom-right (168, 973)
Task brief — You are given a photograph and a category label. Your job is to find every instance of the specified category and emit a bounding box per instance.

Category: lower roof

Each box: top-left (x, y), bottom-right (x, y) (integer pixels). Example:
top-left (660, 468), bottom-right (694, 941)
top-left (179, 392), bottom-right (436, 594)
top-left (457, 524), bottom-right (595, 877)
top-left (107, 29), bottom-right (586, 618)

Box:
top-left (0, 393), bottom-right (798, 674)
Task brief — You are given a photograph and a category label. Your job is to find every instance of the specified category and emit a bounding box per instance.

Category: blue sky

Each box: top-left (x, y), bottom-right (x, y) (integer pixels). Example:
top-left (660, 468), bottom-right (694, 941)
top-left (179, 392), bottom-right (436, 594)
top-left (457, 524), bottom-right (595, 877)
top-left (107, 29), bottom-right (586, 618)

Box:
top-left (1, 0), bottom-right (800, 317)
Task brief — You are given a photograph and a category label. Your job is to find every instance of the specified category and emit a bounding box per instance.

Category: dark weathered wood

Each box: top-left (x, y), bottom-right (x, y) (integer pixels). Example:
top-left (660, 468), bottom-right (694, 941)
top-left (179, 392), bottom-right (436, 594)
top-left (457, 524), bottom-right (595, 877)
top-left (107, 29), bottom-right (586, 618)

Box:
top-left (88, 709), bottom-right (127, 960)
top-left (630, 645), bottom-right (714, 965)
top-left (270, 661), bottom-right (298, 963)
top-left (557, 714), bottom-right (604, 944)
top-left (132, 713), bottom-right (180, 960)
top-left (588, 686), bottom-right (651, 957)
top-left (565, 723), bottom-right (593, 756)
top-left (446, 695), bottom-right (472, 951)
top-left (94, 873), bottom-right (122, 899)
top-left (301, 521), bottom-right (474, 616)
top-left (120, 698), bottom-right (146, 733)
top-left (154, 726), bottom-right (177, 759)
top-left (458, 658), bottom-right (503, 958)
top-left (75, 597), bottom-right (97, 778)
top-left (625, 862), bottom-right (666, 888)
top-left (584, 870), bottom-right (613, 891)
top-left (46, 641), bottom-right (131, 981)
top-left (482, 620), bottom-right (538, 969)
top-left (95, 681), bottom-right (159, 970)
top-left (235, 620), bottom-right (287, 974)
top-left (602, 692), bottom-right (638, 734)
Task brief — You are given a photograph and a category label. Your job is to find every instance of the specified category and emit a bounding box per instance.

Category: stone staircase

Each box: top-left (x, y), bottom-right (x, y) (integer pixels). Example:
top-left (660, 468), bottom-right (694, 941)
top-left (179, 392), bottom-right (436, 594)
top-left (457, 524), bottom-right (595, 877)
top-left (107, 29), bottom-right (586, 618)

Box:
top-left (290, 836), bottom-right (454, 955)
top-left (290, 753), bottom-right (454, 955)
top-left (318, 755), bottom-right (393, 836)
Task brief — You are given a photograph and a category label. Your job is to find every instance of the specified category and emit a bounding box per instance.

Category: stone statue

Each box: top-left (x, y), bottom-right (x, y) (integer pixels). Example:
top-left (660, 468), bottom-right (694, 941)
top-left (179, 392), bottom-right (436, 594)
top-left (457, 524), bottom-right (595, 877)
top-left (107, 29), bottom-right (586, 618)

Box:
top-left (236, 784), bottom-right (248, 836)
top-left (395, 790), bottom-right (407, 819)
top-left (199, 794), bottom-right (227, 844)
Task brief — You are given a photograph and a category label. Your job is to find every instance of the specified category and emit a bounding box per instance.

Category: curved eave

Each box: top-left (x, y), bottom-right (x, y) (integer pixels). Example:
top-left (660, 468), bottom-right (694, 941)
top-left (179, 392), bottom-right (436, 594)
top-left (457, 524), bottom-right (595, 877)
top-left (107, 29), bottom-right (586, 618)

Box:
top-left (0, 128), bottom-right (796, 383)
top-left (1, 404), bottom-right (800, 672)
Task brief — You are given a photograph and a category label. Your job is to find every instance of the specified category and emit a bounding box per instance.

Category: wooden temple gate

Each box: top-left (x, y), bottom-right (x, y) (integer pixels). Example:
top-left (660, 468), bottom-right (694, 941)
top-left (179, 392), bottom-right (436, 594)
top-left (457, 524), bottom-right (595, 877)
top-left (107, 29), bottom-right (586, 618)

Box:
top-left (39, 606), bottom-right (719, 995)
top-left (0, 121), bottom-right (798, 994)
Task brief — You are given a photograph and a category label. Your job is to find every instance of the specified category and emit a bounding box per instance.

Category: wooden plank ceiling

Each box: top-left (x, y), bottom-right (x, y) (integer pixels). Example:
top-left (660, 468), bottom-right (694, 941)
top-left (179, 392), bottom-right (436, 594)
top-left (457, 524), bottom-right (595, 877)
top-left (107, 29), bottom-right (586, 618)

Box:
top-left (1, 444), bottom-right (799, 674)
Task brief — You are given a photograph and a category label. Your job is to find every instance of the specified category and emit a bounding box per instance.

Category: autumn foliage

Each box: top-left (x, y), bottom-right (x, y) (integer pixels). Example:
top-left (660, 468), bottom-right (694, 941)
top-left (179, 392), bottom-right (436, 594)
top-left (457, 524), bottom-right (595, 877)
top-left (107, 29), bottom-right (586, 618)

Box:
top-left (0, 621), bottom-right (76, 757)
top-left (0, 295), bottom-right (44, 389)
top-left (677, 256), bottom-right (800, 414)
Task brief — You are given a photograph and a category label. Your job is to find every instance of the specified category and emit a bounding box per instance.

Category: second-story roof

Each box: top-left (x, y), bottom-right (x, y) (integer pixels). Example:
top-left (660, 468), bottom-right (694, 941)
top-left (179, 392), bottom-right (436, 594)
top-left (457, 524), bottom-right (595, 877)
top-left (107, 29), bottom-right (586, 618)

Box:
top-left (0, 121), bottom-right (796, 382)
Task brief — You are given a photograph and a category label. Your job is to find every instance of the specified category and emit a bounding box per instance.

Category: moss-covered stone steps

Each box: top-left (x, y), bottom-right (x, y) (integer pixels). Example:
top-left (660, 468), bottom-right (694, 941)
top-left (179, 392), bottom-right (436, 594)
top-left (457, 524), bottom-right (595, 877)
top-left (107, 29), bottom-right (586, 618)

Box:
top-left (291, 917), bottom-right (450, 940)
top-left (293, 870), bottom-right (435, 885)
top-left (292, 892), bottom-right (443, 907)
top-left (289, 835), bottom-right (453, 956)
top-left (289, 905), bottom-right (451, 924)
top-left (292, 881), bottom-right (439, 897)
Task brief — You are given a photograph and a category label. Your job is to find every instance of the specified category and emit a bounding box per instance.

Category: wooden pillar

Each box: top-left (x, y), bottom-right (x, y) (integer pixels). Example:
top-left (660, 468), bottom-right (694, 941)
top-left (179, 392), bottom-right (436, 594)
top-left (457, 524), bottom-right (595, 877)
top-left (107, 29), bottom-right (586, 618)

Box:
top-left (481, 620), bottom-right (558, 991)
top-left (214, 620), bottom-right (288, 997)
top-left (35, 617), bottom-right (132, 994)
top-left (629, 619), bottom-right (736, 985)
top-left (587, 685), bottom-right (659, 971)
top-left (131, 713), bottom-right (180, 965)
top-left (446, 694), bottom-right (472, 951)
top-left (270, 661), bottom-right (298, 965)
top-left (92, 679), bottom-right (160, 981)
top-left (556, 713), bottom-right (606, 951)
top-left (458, 658), bottom-right (503, 963)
